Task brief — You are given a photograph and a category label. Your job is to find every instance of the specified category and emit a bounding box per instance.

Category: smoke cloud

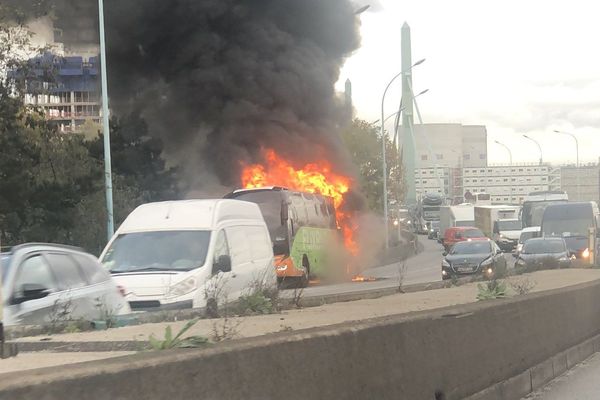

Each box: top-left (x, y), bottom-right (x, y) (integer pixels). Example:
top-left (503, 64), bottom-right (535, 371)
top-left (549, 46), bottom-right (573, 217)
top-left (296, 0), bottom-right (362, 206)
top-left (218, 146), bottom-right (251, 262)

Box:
top-left (99, 0), bottom-right (361, 190)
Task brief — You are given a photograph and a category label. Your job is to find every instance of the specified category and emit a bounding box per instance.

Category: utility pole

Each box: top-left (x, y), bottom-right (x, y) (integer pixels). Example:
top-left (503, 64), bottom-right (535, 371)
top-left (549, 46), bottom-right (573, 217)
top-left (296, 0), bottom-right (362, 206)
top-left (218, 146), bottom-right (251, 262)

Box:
top-left (401, 22), bottom-right (416, 206)
top-left (98, 0), bottom-right (114, 240)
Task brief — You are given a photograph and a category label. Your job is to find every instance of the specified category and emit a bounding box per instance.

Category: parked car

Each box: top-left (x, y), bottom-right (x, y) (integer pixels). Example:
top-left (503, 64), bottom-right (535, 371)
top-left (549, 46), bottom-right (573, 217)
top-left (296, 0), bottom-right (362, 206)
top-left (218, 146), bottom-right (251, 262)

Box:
top-left (428, 221), bottom-right (440, 240)
top-left (513, 226), bottom-right (540, 258)
top-left (101, 199), bottom-right (277, 311)
top-left (1, 243), bottom-right (130, 326)
top-left (440, 226), bottom-right (487, 252)
top-left (441, 240), bottom-right (506, 280)
top-left (514, 237), bottom-right (571, 270)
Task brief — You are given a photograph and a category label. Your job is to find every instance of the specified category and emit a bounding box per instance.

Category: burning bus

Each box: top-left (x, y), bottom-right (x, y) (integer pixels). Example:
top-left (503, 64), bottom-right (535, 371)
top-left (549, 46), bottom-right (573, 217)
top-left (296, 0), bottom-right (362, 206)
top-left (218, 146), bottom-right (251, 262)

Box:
top-left (225, 187), bottom-right (340, 287)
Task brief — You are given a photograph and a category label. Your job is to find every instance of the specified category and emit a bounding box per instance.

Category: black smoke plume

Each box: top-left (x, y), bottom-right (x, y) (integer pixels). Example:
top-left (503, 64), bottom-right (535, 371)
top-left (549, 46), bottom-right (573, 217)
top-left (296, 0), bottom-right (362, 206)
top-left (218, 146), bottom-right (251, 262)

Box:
top-left (12, 1), bottom-right (362, 194)
top-left (102, 0), bottom-right (361, 189)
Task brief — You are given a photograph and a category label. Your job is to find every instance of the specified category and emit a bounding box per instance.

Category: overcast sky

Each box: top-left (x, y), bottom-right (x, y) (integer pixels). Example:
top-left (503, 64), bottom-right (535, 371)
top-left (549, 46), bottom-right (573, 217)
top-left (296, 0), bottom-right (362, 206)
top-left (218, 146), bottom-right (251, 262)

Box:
top-left (337, 0), bottom-right (600, 165)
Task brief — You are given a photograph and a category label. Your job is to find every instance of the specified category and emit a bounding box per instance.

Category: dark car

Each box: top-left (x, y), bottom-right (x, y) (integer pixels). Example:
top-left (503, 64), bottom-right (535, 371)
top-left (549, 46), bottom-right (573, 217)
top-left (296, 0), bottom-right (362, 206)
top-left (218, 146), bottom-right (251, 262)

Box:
top-left (441, 240), bottom-right (506, 280)
top-left (514, 237), bottom-right (571, 270)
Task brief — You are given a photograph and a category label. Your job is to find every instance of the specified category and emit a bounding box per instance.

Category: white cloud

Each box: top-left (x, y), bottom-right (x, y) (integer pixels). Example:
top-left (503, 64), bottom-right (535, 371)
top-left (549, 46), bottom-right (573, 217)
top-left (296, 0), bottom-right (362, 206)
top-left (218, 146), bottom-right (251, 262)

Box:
top-left (338, 0), bottom-right (600, 164)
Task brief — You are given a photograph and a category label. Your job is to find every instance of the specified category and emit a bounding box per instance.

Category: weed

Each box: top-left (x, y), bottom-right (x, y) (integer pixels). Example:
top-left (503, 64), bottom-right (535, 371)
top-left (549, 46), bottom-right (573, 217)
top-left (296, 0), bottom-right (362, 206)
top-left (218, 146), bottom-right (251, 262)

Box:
top-left (46, 291), bottom-right (75, 334)
top-left (291, 286), bottom-right (305, 308)
top-left (237, 269), bottom-right (280, 315)
top-left (397, 262), bottom-right (408, 293)
top-left (477, 279), bottom-right (508, 300)
top-left (237, 292), bottom-right (273, 315)
top-left (210, 315), bottom-right (243, 342)
top-left (94, 296), bottom-right (123, 329)
top-left (450, 274), bottom-right (460, 287)
top-left (509, 277), bottom-right (536, 295)
top-left (204, 273), bottom-right (230, 318)
top-left (149, 319), bottom-right (209, 350)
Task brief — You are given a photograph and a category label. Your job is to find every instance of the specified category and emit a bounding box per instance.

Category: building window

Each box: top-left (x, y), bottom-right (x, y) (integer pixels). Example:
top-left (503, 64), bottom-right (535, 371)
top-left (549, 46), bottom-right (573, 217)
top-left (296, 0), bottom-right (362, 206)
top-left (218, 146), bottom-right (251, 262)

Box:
top-left (488, 169), bottom-right (492, 173)
top-left (526, 178), bottom-right (531, 182)
top-left (422, 180), bottom-right (427, 184)
top-left (541, 177), bottom-right (547, 181)
top-left (473, 179), bottom-right (478, 183)
top-left (504, 197), bottom-right (509, 201)
top-left (421, 155), bottom-right (428, 161)
top-left (464, 154), bottom-right (471, 160)
top-left (465, 179), bottom-right (470, 183)
top-left (503, 178), bottom-right (508, 182)
top-left (519, 168), bottom-right (524, 172)
top-left (511, 178), bottom-right (516, 182)
top-left (436, 154), bottom-right (443, 160)
top-left (480, 169), bottom-right (485, 173)
top-left (480, 154), bottom-right (486, 160)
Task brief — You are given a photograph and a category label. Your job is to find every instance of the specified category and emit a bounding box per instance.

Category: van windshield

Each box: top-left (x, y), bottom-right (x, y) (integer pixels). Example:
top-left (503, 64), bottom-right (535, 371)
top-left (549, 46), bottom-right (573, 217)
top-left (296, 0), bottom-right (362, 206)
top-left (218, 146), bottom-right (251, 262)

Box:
top-left (103, 231), bottom-right (211, 273)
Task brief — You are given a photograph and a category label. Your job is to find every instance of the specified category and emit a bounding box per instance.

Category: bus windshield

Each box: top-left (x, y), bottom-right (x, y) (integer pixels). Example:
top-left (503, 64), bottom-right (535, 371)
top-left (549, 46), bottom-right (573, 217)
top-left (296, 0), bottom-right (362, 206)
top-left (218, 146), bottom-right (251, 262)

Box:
top-left (522, 200), bottom-right (567, 227)
top-left (230, 191), bottom-right (284, 237)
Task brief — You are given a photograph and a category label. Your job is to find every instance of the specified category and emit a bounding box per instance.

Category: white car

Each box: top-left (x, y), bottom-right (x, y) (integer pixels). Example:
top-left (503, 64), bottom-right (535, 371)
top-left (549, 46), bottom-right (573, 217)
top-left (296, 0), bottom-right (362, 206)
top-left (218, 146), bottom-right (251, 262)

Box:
top-left (513, 226), bottom-right (541, 257)
top-left (2, 243), bottom-right (130, 326)
top-left (100, 199), bottom-right (276, 311)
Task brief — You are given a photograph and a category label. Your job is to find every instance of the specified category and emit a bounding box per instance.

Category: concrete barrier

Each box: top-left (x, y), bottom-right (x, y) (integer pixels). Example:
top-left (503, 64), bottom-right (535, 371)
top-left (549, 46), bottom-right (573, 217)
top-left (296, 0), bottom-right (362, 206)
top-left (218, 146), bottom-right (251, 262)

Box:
top-left (2, 279), bottom-right (600, 400)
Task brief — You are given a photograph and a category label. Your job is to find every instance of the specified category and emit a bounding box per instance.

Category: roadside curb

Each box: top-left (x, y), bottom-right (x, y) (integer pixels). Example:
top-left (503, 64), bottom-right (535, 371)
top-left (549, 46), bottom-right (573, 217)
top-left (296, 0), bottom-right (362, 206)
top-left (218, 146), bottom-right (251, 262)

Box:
top-left (466, 333), bottom-right (600, 400)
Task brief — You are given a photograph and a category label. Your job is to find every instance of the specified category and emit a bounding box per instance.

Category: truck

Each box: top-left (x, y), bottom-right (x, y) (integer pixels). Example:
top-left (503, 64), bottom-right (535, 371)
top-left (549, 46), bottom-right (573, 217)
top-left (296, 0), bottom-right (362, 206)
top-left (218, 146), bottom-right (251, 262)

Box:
top-left (415, 193), bottom-right (445, 233)
top-left (439, 204), bottom-right (475, 238)
top-left (474, 205), bottom-right (522, 251)
top-left (521, 191), bottom-right (568, 228)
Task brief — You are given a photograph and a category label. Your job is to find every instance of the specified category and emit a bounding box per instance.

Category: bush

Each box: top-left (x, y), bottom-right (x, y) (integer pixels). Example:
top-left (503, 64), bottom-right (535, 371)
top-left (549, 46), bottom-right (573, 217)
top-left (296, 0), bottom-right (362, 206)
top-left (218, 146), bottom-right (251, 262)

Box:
top-left (237, 292), bottom-right (273, 315)
top-left (477, 279), bottom-right (508, 300)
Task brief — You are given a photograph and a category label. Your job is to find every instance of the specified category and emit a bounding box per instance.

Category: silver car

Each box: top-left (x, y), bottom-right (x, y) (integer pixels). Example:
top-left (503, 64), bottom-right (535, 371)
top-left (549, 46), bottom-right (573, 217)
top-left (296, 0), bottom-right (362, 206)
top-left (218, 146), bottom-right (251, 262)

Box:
top-left (1, 243), bottom-right (131, 326)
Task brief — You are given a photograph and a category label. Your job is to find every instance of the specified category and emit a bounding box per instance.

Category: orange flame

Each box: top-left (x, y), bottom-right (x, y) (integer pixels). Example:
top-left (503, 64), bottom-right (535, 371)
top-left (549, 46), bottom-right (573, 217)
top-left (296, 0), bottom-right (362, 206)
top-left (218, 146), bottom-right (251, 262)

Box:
top-left (241, 149), bottom-right (358, 255)
top-left (351, 275), bottom-right (377, 282)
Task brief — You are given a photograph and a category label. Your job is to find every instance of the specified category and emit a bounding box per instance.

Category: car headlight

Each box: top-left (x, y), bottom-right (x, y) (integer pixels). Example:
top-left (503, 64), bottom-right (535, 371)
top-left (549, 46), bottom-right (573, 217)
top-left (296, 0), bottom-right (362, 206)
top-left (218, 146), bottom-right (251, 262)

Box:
top-left (276, 264), bottom-right (288, 271)
top-left (558, 256), bottom-right (569, 262)
top-left (516, 244), bottom-right (523, 252)
top-left (169, 277), bottom-right (198, 297)
top-left (582, 248), bottom-right (590, 258)
top-left (480, 258), bottom-right (493, 267)
top-left (442, 259), bottom-right (450, 267)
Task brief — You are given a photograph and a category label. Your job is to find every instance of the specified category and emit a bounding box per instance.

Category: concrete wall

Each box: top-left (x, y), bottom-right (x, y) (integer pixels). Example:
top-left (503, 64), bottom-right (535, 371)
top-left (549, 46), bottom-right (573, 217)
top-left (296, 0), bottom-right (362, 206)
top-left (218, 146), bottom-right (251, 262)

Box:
top-left (3, 280), bottom-right (600, 400)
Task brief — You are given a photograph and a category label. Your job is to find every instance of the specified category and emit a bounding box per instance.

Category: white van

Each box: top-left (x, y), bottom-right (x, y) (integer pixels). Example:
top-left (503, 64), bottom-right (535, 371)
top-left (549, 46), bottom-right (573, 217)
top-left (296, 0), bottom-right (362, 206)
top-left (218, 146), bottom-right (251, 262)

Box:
top-left (100, 200), bottom-right (276, 310)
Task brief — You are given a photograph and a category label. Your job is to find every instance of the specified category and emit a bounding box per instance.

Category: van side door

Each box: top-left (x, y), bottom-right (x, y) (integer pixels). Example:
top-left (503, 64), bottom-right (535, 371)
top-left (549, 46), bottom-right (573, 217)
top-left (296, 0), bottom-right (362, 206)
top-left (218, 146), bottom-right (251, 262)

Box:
top-left (225, 226), bottom-right (255, 299)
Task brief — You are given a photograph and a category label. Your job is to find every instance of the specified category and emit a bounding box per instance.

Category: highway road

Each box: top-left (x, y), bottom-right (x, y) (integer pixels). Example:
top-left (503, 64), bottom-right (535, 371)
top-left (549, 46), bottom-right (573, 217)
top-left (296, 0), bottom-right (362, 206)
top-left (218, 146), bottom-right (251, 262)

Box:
top-left (525, 352), bottom-right (600, 399)
top-left (283, 235), bottom-right (445, 298)
top-left (283, 236), bottom-right (516, 299)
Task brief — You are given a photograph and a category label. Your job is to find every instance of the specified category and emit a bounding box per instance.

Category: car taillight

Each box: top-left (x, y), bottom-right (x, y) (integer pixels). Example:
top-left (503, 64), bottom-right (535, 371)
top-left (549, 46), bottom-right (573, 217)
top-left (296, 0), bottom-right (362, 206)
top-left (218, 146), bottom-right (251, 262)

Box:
top-left (117, 285), bottom-right (127, 297)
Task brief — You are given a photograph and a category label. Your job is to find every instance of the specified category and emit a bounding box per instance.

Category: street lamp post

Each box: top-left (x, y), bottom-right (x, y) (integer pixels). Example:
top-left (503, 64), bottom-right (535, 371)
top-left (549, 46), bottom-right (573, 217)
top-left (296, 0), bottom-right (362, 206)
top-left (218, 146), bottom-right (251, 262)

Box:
top-left (554, 130), bottom-right (580, 200)
top-left (98, 0), bottom-right (114, 241)
top-left (522, 134), bottom-right (543, 165)
top-left (380, 58), bottom-right (425, 248)
top-left (495, 140), bottom-right (513, 204)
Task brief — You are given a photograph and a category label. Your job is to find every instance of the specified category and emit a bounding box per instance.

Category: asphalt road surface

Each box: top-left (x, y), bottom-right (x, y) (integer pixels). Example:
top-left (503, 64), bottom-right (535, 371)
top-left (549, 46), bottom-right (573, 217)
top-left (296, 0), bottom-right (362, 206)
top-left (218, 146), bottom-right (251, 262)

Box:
top-left (283, 236), bottom-right (516, 298)
top-left (285, 235), bottom-right (445, 298)
top-left (525, 352), bottom-right (600, 399)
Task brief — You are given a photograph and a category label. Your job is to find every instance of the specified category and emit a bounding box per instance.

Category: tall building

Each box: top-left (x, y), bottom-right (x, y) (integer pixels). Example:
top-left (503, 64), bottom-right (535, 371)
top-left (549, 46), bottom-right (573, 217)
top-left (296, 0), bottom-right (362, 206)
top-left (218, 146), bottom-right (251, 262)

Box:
top-left (25, 17), bottom-right (101, 133)
top-left (560, 164), bottom-right (600, 204)
top-left (462, 164), bottom-right (561, 204)
top-left (412, 123), bottom-right (488, 169)
top-left (24, 54), bottom-right (101, 133)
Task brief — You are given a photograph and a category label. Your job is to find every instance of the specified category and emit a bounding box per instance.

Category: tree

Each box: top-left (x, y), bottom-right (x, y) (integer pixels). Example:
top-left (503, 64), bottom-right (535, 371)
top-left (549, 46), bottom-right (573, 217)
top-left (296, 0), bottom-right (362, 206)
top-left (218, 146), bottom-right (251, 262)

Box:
top-left (87, 112), bottom-right (180, 203)
top-left (341, 118), bottom-right (405, 213)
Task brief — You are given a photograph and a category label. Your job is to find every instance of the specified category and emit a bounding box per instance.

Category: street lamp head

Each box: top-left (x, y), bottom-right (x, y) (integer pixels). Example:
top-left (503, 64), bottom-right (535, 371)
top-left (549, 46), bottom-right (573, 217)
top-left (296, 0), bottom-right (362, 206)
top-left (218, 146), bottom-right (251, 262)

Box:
top-left (494, 140), bottom-right (501, 145)
top-left (522, 134), bottom-right (530, 139)
top-left (354, 5), bottom-right (370, 14)
top-left (413, 58), bottom-right (426, 67)
top-left (553, 130), bottom-right (561, 134)
top-left (417, 89), bottom-right (429, 96)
